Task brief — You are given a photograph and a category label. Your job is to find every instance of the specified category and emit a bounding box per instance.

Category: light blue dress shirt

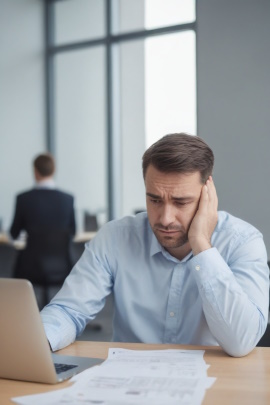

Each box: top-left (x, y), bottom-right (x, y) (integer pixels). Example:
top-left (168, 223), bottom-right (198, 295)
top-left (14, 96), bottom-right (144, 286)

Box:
top-left (41, 211), bottom-right (269, 357)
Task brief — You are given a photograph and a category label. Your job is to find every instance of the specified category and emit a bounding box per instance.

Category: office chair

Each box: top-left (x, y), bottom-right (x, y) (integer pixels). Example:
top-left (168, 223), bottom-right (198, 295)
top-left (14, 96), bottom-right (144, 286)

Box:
top-left (84, 212), bottom-right (98, 232)
top-left (0, 243), bottom-right (18, 278)
top-left (13, 229), bottom-right (74, 307)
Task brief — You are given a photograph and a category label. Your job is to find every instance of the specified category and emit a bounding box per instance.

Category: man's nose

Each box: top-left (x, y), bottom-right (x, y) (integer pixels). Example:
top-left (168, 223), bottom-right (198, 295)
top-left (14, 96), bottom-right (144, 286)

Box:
top-left (159, 205), bottom-right (176, 226)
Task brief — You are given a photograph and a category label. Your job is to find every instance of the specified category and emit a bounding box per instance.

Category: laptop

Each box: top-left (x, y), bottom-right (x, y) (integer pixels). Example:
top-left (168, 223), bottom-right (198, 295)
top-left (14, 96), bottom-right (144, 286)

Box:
top-left (0, 278), bottom-right (104, 384)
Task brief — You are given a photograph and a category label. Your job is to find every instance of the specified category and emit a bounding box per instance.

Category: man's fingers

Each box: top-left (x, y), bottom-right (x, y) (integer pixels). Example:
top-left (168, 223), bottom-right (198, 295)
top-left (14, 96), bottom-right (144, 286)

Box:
top-left (206, 176), bottom-right (218, 210)
top-left (198, 184), bottom-right (209, 215)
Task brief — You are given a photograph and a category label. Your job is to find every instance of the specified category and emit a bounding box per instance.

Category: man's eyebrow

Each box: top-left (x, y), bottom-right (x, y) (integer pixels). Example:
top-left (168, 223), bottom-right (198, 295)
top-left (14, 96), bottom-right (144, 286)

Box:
top-left (172, 196), bottom-right (194, 201)
top-left (146, 192), bottom-right (194, 201)
top-left (146, 192), bottom-right (161, 199)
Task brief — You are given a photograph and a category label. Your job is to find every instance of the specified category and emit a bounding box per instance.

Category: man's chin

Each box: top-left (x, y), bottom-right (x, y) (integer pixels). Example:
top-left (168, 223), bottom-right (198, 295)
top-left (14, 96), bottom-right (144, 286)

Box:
top-left (155, 234), bottom-right (188, 249)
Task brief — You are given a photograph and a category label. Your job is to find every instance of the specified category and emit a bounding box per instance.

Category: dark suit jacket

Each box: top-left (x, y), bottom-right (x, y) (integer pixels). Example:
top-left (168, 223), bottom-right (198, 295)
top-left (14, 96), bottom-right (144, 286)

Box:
top-left (10, 188), bottom-right (76, 239)
top-left (10, 188), bottom-right (76, 282)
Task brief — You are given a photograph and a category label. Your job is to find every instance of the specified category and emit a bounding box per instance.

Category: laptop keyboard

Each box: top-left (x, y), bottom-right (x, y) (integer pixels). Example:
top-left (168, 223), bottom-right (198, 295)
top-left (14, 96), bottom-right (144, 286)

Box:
top-left (54, 362), bottom-right (78, 374)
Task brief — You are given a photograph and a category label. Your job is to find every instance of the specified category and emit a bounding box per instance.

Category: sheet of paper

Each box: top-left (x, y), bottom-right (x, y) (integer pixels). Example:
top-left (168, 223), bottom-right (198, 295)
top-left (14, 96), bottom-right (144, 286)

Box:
top-left (12, 349), bottom-right (216, 405)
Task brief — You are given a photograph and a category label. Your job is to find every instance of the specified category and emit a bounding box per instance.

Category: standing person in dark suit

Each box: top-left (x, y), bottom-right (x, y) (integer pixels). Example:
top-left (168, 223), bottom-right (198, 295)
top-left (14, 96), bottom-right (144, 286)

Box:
top-left (10, 153), bottom-right (76, 239)
top-left (9, 153), bottom-right (76, 282)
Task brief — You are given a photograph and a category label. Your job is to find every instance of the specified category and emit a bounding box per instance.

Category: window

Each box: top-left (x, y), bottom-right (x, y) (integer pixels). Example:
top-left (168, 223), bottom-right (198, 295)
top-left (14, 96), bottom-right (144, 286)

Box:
top-left (54, 0), bottom-right (105, 45)
top-left (54, 47), bottom-right (107, 230)
top-left (45, 0), bottom-right (196, 220)
top-left (145, 31), bottom-right (196, 147)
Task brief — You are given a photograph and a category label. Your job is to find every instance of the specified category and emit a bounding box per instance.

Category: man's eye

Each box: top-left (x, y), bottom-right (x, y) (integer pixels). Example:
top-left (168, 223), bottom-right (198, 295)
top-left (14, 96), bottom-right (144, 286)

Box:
top-left (176, 201), bottom-right (188, 206)
top-left (150, 199), bottom-right (161, 204)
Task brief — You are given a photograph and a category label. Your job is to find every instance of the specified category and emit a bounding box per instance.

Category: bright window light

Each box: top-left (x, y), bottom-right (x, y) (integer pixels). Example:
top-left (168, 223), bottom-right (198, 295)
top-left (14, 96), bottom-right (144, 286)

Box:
top-left (145, 0), bottom-right (195, 29)
top-left (145, 30), bottom-right (196, 147)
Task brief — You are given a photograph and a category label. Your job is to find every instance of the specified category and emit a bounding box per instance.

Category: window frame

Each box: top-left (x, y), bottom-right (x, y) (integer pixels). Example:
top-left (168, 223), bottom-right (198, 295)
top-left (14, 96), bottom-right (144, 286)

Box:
top-left (44, 0), bottom-right (197, 220)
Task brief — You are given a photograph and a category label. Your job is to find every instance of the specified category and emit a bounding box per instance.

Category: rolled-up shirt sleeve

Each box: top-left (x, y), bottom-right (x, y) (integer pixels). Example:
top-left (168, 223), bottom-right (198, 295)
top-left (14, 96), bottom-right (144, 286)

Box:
top-left (189, 233), bottom-right (269, 357)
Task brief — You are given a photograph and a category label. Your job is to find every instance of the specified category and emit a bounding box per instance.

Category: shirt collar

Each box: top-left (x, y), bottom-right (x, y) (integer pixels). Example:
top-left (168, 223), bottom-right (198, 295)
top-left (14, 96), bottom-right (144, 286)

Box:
top-left (35, 178), bottom-right (56, 189)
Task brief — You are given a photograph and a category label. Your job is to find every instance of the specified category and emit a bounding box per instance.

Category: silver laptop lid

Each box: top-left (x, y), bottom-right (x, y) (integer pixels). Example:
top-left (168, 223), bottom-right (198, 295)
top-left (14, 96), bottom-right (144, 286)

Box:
top-left (0, 278), bottom-right (103, 384)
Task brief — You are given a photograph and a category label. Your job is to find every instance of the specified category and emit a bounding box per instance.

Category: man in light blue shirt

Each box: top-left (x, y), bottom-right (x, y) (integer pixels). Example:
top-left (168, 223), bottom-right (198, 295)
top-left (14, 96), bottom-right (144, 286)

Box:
top-left (41, 133), bottom-right (269, 357)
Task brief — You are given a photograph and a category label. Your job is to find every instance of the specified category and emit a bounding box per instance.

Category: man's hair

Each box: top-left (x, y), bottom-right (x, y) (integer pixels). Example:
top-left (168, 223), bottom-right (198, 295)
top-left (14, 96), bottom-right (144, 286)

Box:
top-left (33, 153), bottom-right (55, 177)
top-left (142, 133), bottom-right (214, 183)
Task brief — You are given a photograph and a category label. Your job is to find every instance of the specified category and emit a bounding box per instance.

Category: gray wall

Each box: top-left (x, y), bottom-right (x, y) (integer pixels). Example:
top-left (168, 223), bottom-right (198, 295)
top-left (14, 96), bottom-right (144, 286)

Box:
top-left (197, 0), bottom-right (270, 256)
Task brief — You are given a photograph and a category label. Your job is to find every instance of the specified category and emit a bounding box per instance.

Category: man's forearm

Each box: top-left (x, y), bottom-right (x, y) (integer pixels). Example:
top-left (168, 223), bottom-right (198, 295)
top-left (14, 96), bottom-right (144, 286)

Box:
top-left (189, 247), bottom-right (269, 357)
top-left (41, 305), bottom-right (77, 352)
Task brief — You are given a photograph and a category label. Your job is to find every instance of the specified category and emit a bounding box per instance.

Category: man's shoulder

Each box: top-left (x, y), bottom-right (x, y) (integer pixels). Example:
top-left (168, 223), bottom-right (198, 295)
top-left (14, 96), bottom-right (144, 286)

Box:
top-left (17, 188), bottom-right (74, 203)
top-left (212, 211), bottom-right (266, 263)
top-left (52, 189), bottom-right (74, 200)
top-left (215, 211), bottom-right (262, 239)
top-left (91, 212), bottom-right (151, 256)
top-left (16, 189), bottom-right (36, 200)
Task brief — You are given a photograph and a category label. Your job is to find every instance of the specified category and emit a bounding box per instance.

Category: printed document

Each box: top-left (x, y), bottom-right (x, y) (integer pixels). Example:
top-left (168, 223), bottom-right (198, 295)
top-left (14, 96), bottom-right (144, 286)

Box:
top-left (12, 349), bottom-right (216, 405)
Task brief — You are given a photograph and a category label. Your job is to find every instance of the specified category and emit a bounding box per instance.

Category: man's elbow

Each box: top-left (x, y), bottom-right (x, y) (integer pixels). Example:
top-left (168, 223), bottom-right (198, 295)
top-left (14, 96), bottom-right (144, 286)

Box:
top-left (222, 342), bottom-right (256, 358)
top-left (219, 330), bottom-right (266, 357)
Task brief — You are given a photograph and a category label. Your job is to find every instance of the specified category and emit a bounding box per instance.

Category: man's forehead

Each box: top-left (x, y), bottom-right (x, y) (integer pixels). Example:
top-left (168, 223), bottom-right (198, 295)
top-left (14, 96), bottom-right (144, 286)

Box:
top-left (145, 165), bottom-right (202, 185)
top-left (145, 168), bottom-right (202, 199)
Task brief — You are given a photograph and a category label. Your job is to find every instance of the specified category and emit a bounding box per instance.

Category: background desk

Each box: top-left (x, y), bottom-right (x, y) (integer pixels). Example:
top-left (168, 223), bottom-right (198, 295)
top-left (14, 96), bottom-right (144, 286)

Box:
top-left (1, 342), bottom-right (270, 404)
top-left (73, 231), bottom-right (96, 244)
top-left (0, 232), bottom-right (96, 277)
top-left (0, 231), bottom-right (97, 250)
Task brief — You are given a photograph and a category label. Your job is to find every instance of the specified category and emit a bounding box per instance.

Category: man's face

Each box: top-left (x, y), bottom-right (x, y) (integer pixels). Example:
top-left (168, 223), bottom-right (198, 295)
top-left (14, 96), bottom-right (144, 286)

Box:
top-left (145, 165), bottom-right (203, 258)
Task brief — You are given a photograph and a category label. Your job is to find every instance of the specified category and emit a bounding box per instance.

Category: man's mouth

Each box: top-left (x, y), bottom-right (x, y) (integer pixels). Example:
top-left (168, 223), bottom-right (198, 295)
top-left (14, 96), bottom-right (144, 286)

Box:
top-left (156, 228), bottom-right (182, 235)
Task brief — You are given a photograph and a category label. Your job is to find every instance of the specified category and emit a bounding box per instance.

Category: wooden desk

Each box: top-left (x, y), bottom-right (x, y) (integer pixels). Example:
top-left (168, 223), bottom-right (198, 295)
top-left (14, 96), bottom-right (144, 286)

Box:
top-left (0, 233), bottom-right (9, 244)
top-left (1, 342), bottom-right (270, 404)
top-left (73, 231), bottom-right (96, 243)
top-left (0, 232), bottom-right (96, 250)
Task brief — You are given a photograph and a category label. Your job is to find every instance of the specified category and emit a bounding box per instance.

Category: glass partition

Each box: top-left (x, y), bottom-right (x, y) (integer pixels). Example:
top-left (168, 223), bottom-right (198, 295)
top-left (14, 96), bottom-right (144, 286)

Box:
top-left (145, 31), bottom-right (196, 147)
top-left (112, 0), bottom-right (195, 34)
top-left (54, 0), bottom-right (105, 45)
top-left (54, 46), bottom-right (107, 231)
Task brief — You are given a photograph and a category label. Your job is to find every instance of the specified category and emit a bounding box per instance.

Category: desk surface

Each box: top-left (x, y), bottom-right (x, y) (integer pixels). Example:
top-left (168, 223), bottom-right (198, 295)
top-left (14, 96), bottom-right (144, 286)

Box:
top-left (1, 341), bottom-right (270, 404)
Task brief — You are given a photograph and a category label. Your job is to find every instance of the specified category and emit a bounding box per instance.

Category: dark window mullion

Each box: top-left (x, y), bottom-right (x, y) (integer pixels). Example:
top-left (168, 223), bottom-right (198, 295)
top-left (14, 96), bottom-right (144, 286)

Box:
top-left (45, 0), bottom-right (55, 154)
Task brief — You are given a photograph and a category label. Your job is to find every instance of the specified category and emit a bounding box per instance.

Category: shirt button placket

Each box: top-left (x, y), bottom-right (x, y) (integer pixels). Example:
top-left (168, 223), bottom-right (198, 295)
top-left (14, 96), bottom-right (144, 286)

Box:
top-left (164, 264), bottom-right (183, 343)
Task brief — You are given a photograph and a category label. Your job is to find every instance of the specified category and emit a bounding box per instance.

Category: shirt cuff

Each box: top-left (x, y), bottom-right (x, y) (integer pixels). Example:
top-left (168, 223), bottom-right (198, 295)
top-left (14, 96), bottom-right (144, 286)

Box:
top-left (43, 323), bottom-right (60, 352)
top-left (188, 247), bottom-right (232, 289)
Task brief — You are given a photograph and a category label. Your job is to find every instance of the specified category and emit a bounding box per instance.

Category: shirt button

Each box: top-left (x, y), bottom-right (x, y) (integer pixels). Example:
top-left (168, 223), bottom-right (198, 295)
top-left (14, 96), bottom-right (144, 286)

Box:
top-left (195, 265), bottom-right (200, 271)
top-left (170, 312), bottom-right (175, 317)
